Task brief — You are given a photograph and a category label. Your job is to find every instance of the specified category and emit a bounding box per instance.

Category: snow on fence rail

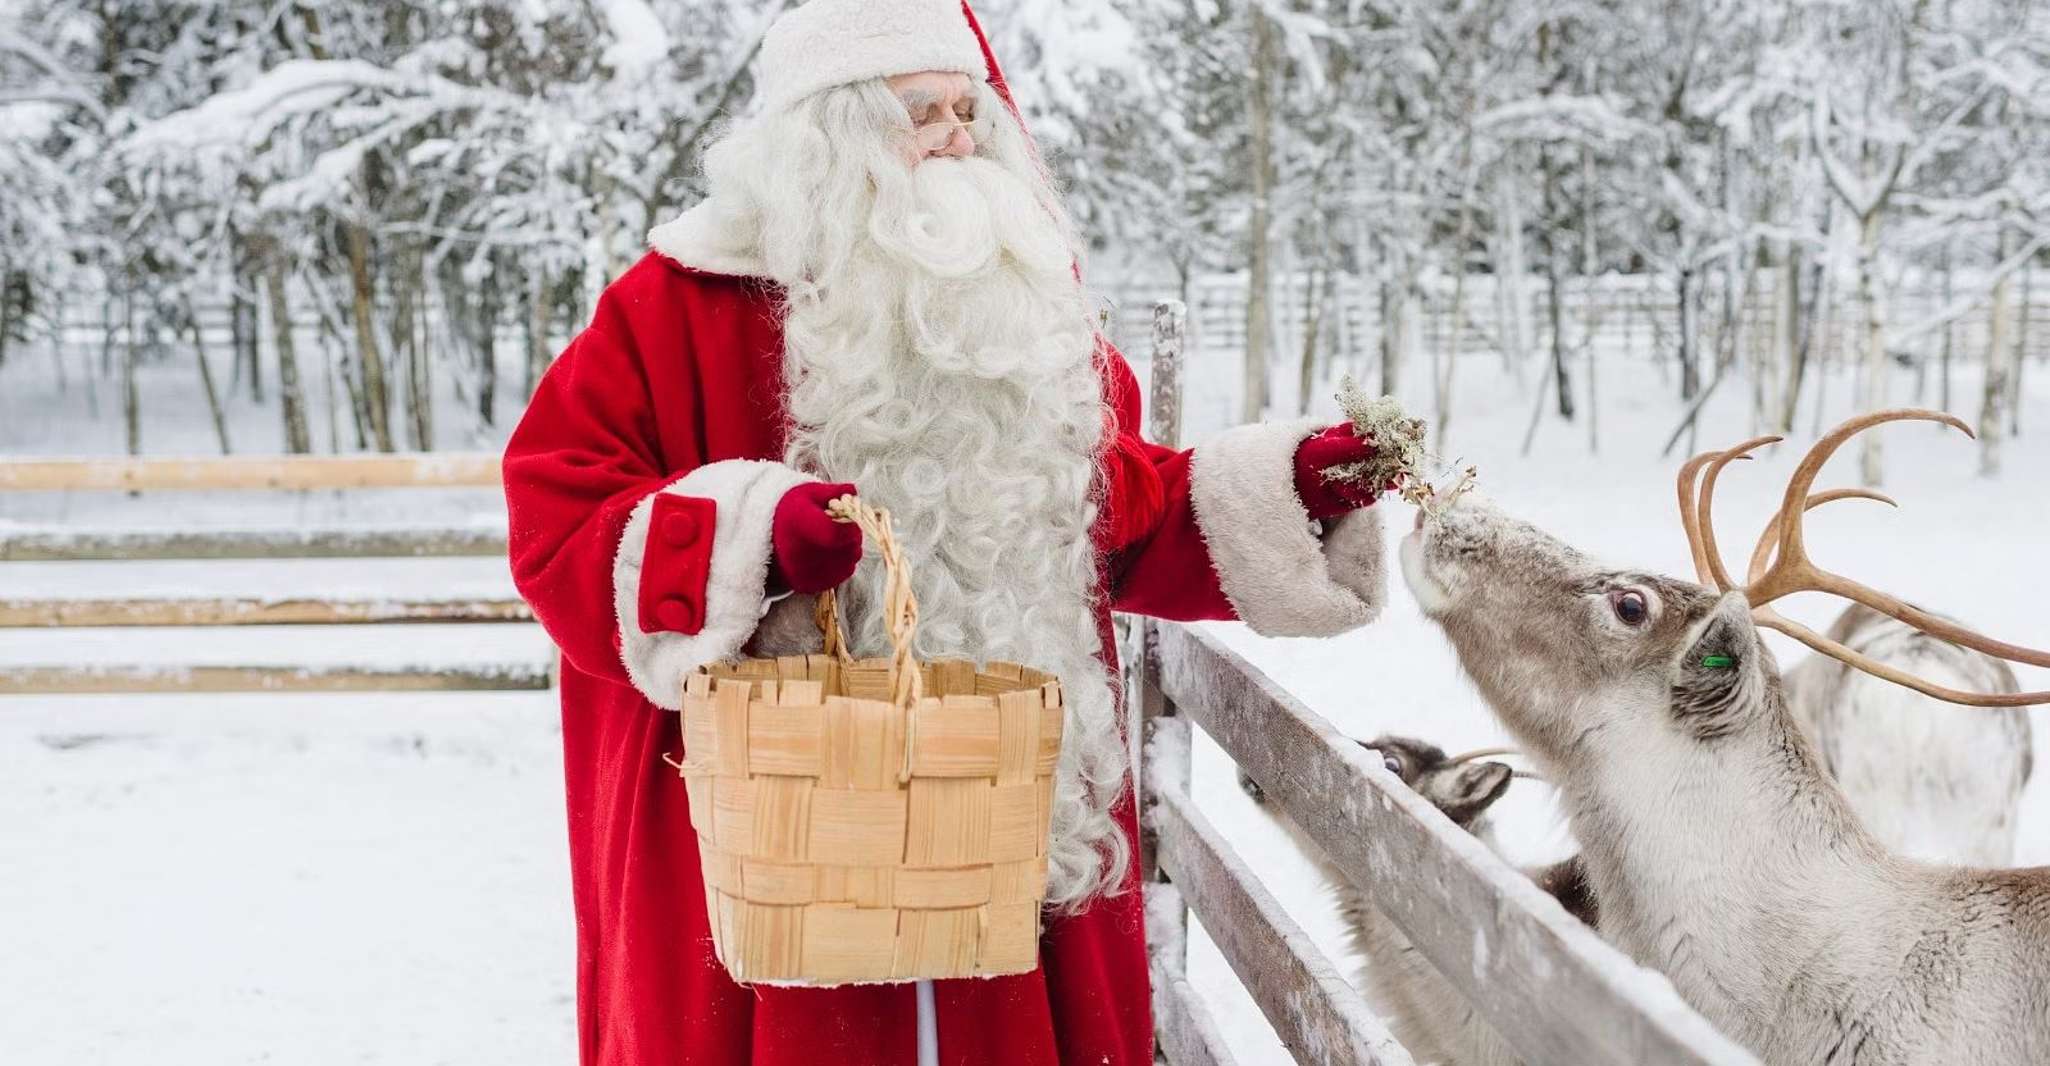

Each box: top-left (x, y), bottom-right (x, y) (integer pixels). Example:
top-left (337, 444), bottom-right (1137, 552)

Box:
top-left (0, 524), bottom-right (508, 561)
top-left (0, 452), bottom-right (501, 492)
top-left (1129, 300), bottom-right (1758, 1066)
top-left (0, 662), bottom-right (550, 694)
top-left (0, 596), bottom-right (531, 627)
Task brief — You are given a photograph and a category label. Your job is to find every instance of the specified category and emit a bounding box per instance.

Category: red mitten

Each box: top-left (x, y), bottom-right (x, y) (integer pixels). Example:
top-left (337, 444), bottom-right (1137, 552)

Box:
top-left (770, 482), bottom-right (863, 594)
top-left (1293, 424), bottom-right (1389, 520)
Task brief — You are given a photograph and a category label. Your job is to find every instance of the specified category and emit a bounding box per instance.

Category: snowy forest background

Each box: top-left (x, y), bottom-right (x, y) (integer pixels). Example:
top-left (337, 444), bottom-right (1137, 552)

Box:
top-left (3, 0), bottom-right (2049, 480)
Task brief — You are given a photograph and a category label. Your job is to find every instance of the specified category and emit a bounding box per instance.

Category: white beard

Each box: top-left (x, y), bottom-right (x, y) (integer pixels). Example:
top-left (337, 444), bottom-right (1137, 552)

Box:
top-left (699, 90), bottom-right (1130, 908)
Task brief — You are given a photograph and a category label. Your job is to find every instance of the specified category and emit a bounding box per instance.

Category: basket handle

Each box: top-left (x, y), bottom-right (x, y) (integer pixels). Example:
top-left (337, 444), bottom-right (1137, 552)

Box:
top-left (813, 495), bottom-right (924, 710)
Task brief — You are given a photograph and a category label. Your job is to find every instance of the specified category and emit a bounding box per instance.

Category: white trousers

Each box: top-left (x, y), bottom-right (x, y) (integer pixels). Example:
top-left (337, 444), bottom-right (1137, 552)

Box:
top-left (916, 979), bottom-right (938, 1065)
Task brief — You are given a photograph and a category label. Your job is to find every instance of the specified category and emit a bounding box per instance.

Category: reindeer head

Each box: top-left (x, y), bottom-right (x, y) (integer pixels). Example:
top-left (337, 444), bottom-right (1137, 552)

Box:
top-left (1371, 735), bottom-right (1517, 826)
top-left (1400, 495), bottom-right (1776, 768)
top-left (1240, 734), bottom-right (1515, 829)
top-left (1400, 409), bottom-right (2049, 774)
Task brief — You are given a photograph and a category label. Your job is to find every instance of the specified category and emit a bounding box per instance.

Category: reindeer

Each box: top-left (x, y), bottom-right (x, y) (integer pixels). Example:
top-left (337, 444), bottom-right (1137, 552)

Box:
top-left (1398, 409), bottom-right (2050, 1065)
top-left (1782, 604), bottom-right (2033, 866)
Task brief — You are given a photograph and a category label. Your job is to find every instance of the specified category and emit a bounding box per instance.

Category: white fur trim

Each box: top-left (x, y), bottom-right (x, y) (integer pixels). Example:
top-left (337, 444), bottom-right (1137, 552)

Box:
top-left (754, 0), bottom-right (984, 114)
top-left (1188, 418), bottom-right (1387, 638)
top-left (648, 201), bottom-right (770, 279)
top-left (613, 460), bottom-right (815, 709)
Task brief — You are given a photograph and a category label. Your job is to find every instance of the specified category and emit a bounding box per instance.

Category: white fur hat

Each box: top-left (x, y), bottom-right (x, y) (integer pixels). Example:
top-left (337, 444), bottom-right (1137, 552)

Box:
top-left (753, 0), bottom-right (986, 112)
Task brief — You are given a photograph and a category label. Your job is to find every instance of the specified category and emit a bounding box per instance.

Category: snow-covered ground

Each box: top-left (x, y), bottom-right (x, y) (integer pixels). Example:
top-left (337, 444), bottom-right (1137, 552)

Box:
top-left (3, 335), bottom-right (2046, 1064)
top-left (0, 693), bottom-right (574, 1064)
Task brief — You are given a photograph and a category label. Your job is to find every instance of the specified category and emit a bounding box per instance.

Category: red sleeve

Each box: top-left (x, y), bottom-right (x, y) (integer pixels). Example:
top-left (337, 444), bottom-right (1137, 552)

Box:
top-left (1097, 345), bottom-right (1240, 623)
top-left (503, 304), bottom-right (701, 685)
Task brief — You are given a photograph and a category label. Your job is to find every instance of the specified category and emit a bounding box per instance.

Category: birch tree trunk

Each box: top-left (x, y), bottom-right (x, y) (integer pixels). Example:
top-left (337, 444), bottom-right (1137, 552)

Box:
top-left (321, 320), bottom-right (342, 453)
top-left (390, 243), bottom-right (416, 449)
top-left (345, 222), bottom-right (395, 452)
top-left (1434, 203), bottom-right (1475, 453)
top-left (1495, 169), bottom-right (1533, 377)
top-left (1545, 248), bottom-right (1573, 419)
top-left (1980, 231), bottom-right (2015, 477)
top-left (420, 272), bottom-right (438, 443)
top-left (186, 297), bottom-right (232, 455)
top-left (1579, 146), bottom-right (1600, 452)
top-left (1854, 210), bottom-right (1888, 487)
top-left (1542, 147), bottom-right (1573, 421)
top-left (1771, 244), bottom-right (1801, 434)
top-left (1242, 10), bottom-right (1277, 422)
top-left (1378, 268), bottom-right (1406, 398)
top-left (1297, 265), bottom-right (1328, 414)
top-left (87, 294), bottom-right (110, 417)
top-left (394, 244), bottom-right (431, 451)
top-left (307, 275), bottom-right (368, 449)
top-left (263, 253), bottom-right (313, 454)
top-left (526, 267), bottom-right (554, 399)
top-left (101, 293), bottom-right (116, 377)
top-left (49, 288), bottom-right (67, 393)
top-left (1939, 240), bottom-right (1954, 414)
top-left (2010, 253), bottom-right (2030, 437)
top-left (230, 236), bottom-right (263, 402)
top-left (0, 271), bottom-right (14, 372)
top-left (478, 250), bottom-right (502, 426)
top-left (1677, 266), bottom-right (1699, 400)
top-left (122, 293), bottom-right (139, 457)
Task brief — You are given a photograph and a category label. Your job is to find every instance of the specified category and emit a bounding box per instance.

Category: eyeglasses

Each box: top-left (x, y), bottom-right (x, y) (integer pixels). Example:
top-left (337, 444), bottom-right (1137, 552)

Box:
top-left (907, 118), bottom-right (974, 154)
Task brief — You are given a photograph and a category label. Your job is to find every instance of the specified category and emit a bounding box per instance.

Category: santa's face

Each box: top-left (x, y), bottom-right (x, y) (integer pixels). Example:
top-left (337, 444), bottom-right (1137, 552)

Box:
top-left (884, 70), bottom-right (980, 163)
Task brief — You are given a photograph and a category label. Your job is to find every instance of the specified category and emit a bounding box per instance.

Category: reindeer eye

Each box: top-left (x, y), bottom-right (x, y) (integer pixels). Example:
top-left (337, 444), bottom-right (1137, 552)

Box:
top-left (1609, 590), bottom-right (1649, 627)
top-left (1382, 754), bottom-right (1403, 776)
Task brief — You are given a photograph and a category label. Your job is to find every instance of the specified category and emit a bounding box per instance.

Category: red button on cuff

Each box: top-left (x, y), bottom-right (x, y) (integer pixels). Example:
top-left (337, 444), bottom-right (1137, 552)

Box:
top-left (661, 511), bottom-right (699, 549)
top-left (655, 596), bottom-right (696, 632)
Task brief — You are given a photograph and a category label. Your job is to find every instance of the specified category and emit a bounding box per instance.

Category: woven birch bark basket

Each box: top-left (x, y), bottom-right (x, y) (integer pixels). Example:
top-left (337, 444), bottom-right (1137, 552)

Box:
top-left (674, 496), bottom-right (1064, 985)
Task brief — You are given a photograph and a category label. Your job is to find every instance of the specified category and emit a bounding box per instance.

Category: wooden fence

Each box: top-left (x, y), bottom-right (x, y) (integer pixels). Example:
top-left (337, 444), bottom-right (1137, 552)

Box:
top-left (1096, 271), bottom-right (2050, 390)
top-left (0, 452), bottom-right (539, 693)
top-left (1128, 300), bottom-right (1759, 1065)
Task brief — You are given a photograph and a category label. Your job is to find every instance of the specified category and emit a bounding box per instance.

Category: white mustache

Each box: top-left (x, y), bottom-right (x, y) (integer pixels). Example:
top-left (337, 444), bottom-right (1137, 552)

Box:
top-left (868, 156), bottom-right (1072, 281)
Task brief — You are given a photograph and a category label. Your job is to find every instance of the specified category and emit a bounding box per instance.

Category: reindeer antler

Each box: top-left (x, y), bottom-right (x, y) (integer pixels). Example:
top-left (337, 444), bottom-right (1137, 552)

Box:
top-left (1745, 488), bottom-right (1897, 585)
top-left (1677, 408), bottom-right (2050, 708)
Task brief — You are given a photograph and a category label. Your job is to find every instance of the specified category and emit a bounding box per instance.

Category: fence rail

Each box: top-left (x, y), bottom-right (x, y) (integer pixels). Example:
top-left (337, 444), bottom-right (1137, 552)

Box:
top-left (1150, 952), bottom-right (1239, 1066)
top-left (0, 597), bottom-right (531, 627)
top-left (0, 524), bottom-right (508, 561)
top-left (0, 663), bottom-right (551, 695)
top-left (0, 452), bottom-right (501, 492)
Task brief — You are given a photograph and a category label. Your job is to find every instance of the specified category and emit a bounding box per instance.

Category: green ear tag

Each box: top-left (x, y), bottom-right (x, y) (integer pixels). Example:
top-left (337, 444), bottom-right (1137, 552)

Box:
top-left (1700, 655), bottom-right (1735, 669)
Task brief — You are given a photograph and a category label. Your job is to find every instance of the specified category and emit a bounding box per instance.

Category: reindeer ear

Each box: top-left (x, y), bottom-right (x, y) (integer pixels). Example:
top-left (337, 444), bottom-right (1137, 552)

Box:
top-left (1437, 761), bottom-right (1513, 825)
top-left (1671, 594), bottom-right (1762, 740)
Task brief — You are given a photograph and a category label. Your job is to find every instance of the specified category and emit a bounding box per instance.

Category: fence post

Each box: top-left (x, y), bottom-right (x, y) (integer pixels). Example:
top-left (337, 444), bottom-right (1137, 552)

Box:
top-left (1137, 299), bottom-right (1188, 972)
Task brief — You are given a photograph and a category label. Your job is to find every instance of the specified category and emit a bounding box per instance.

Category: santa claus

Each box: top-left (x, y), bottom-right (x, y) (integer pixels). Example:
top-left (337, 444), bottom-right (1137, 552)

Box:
top-left (503, 1), bottom-right (1392, 1062)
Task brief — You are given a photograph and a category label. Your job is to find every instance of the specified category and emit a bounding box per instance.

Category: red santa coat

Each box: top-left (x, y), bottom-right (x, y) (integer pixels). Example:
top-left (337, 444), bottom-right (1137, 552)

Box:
top-left (502, 8), bottom-right (1387, 1064)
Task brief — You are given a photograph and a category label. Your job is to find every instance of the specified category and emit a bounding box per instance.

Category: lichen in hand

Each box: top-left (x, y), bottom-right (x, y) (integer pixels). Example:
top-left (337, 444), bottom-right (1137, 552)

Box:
top-left (1329, 376), bottom-right (1476, 513)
